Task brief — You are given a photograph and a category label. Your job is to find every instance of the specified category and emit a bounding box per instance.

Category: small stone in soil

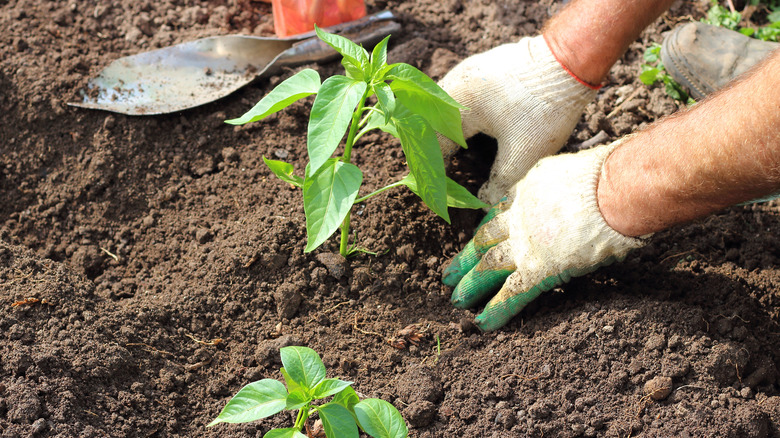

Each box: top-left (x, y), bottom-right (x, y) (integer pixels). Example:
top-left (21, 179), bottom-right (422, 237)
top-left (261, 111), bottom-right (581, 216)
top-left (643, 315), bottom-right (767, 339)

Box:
top-left (221, 147), bottom-right (239, 162)
top-left (403, 400), bottom-right (436, 427)
top-left (644, 376), bottom-right (673, 401)
top-left (31, 418), bottom-right (48, 434)
top-left (316, 252), bottom-right (347, 279)
top-left (459, 317), bottom-right (476, 333)
top-left (273, 288), bottom-right (302, 319)
top-left (396, 244), bottom-right (414, 263)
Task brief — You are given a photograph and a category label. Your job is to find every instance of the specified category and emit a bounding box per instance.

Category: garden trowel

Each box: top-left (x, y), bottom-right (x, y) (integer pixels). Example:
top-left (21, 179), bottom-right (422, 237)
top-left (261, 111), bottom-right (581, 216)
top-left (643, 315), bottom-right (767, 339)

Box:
top-left (68, 10), bottom-right (398, 116)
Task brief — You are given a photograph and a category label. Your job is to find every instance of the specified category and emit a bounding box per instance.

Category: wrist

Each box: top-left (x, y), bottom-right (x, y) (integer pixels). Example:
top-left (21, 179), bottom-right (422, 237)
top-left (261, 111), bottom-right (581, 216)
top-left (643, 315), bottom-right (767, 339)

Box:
top-left (542, 33), bottom-right (603, 90)
top-left (597, 143), bottom-right (639, 236)
top-left (596, 136), bottom-right (662, 238)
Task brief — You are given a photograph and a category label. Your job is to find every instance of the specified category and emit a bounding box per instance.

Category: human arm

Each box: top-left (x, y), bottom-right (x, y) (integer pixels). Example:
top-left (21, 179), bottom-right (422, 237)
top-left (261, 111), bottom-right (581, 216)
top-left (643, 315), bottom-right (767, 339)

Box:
top-left (445, 50), bottom-right (780, 331)
top-left (599, 49), bottom-right (780, 236)
top-left (437, 0), bottom-right (676, 205)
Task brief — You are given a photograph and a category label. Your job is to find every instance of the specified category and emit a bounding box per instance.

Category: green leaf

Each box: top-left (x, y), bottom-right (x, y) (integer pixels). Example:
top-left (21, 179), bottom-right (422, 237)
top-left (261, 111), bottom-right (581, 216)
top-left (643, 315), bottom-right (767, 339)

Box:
top-left (315, 25), bottom-right (370, 73)
top-left (342, 59), bottom-right (366, 81)
top-left (386, 63), bottom-right (467, 147)
top-left (207, 379), bottom-right (288, 426)
top-left (264, 428), bottom-right (308, 438)
top-left (303, 159), bottom-right (363, 252)
top-left (400, 174), bottom-right (488, 210)
top-left (332, 386), bottom-right (360, 411)
top-left (226, 69), bottom-right (321, 125)
top-left (373, 82), bottom-right (396, 124)
top-left (318, 403), bottom-right (359, 438)
top-left (395, 115), bottom-right (449, 223)
top-left (354, 399), bottom-right (408, 438)
top-left (639, 67), bottom-right (660, 85)
top-left (768, 8), bottom-right (780, 23)
top-left (370, 35), bottom-right (391, 77)
top-left (663, 77), bottom-right (684, 101)
top-left (308, 76), bottom-right (368, 175)
top-left (280, 367), bottom-right (304, 394)
top-left (703, 2), bottom-right (741, 29)
top-left (279, 346), bottom-right (327, 390)
top-left (372, 63), bottom-right (395, 82)
top-left (285, 389), bottom-right (310, 410)
top-left (312, 378), bottom-right (354, 399)
top-left (386, 64), bottom-right (463, 108)
top-left (263, 157), bottom-right (303, 188)
top-left (445, 178), bottom-right (489, 209)
top-left (642, 44), bottom-right (660, 63)
top-left (363, 106), bottom-right (398, 138)
top-left (362, 102), bottom-right (421, 146)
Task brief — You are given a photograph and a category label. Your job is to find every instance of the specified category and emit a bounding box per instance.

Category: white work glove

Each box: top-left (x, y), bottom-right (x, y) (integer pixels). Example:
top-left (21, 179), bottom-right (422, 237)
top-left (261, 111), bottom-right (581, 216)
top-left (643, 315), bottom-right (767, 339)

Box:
top-left (442, 141), bottom-right (647, 331)
top-left (438, 35), bottom-right (598, 205)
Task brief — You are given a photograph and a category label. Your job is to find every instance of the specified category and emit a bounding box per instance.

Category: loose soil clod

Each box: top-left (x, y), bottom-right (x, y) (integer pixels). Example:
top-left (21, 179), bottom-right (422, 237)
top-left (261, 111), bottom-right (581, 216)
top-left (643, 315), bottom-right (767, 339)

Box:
top-left (644, 376), bottom-right (673, 401)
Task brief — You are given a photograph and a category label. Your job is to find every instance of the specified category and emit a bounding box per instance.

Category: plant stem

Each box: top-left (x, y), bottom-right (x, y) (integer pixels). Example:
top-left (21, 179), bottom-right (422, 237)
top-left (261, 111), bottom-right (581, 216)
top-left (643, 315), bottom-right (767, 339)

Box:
top-left (354, 180), bottom-right (404, 204)
top-left (353, 106), bottom-right (389, 144)
top-left (342, 89), bottom-right (370, 164)
top-left (339, 89), bottom-right (371, 257)
top-left (294, 405), bottom-right (310, 431)
top-left (339, 211), bottom-right (352, 257)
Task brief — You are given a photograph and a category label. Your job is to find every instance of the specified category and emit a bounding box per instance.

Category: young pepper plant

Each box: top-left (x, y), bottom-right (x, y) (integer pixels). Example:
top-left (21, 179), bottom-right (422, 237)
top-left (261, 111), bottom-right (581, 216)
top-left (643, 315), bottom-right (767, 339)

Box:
top-left (226, 27), bottom-right (487, 257)
top-left (208, 346), bottom-right (408, 438)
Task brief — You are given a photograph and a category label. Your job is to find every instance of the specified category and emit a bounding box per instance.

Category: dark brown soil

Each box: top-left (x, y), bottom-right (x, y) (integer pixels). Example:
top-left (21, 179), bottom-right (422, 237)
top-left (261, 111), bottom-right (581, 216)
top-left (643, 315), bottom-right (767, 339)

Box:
top-left (3, 0), bottom-right (780, 437)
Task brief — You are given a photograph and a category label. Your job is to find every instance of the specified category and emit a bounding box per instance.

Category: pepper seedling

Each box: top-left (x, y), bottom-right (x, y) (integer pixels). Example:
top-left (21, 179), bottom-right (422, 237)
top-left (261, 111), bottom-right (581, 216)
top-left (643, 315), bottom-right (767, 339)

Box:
top-left (226, 27), bottom-right (487, 257)
top-left (208, 346), bottom-right (408, 438)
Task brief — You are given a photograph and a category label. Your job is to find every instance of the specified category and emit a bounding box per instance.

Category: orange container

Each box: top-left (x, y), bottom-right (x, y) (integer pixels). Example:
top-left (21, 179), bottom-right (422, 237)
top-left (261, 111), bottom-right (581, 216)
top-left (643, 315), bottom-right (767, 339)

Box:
top-left (271, 0), bottom-right (367, 37)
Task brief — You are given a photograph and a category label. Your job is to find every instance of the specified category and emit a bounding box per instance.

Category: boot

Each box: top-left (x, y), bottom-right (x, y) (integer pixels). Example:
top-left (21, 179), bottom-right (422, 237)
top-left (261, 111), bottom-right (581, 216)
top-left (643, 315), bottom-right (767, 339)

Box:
top-left (661, 22), bottom-right (778, 100)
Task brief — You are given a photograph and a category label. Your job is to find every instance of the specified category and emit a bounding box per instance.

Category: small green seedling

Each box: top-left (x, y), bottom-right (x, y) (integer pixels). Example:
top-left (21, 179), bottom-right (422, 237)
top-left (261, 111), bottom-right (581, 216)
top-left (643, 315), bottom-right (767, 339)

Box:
top-left (227, 27), bottom-right (487, 257)
top-left (703, 0), bottom-right (780, 41)
top-left (702, 0), bottom-right (742, 30)
top-left (208, 346), bottom-right (408, 438)
top-left (639, 43), bottom-right (695, 104)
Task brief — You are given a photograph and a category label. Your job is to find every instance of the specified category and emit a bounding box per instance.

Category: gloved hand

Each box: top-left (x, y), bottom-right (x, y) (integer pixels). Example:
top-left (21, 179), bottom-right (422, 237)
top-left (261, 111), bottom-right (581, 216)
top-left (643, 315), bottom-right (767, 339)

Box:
top-left (442, 141), bottom-right (647, 331)
top-left (438, 35), bottom-right (598, 205)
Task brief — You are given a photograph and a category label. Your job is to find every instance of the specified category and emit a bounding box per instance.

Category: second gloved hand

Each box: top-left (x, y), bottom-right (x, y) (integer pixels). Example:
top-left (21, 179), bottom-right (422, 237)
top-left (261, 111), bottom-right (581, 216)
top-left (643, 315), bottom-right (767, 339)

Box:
top-left (442, 141), bottom-right (647, 331)
top-left (438, 35), bottom-right (597, 205)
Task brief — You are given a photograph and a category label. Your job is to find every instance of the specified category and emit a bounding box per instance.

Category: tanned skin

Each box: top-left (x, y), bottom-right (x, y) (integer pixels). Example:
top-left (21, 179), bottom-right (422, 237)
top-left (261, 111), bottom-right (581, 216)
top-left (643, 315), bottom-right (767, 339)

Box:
top-left (543, 0), bottom-right (780, 237)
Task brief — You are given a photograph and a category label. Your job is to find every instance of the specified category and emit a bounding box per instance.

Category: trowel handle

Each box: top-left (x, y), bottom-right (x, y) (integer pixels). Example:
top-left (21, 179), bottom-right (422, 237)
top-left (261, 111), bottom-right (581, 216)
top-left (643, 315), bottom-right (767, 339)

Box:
top-left (277, 11), bottom-right (401, 66)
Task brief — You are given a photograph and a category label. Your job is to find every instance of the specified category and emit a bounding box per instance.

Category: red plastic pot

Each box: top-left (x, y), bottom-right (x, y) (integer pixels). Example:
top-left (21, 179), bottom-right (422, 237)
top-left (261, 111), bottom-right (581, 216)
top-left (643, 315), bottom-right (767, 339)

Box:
top-left (271, 0), bottom-right (367, 37)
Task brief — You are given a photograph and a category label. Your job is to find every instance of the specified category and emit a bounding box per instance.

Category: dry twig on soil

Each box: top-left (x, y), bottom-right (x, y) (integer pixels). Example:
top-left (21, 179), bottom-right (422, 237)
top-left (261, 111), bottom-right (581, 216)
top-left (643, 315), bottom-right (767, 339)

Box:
top-left (11, 297), bottom-right (51, 307)
top-left (185, 334), bottom-right (223, 346)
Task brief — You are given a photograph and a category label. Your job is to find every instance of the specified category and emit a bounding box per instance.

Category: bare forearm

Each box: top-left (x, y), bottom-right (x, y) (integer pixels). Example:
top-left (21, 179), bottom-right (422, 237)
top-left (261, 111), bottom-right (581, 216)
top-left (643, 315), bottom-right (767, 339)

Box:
top-left (598, 50), bottom-right (780, 237)
top-left (543, 0), bottom-right (676, 85)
